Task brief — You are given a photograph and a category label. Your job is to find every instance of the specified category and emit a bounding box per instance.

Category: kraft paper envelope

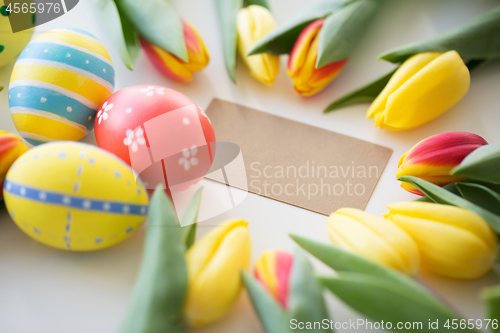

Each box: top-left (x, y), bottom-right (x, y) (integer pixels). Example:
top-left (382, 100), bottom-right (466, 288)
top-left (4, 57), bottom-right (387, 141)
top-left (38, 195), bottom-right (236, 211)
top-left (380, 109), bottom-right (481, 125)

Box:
top-left (204, 98), bottom-right (392, 216)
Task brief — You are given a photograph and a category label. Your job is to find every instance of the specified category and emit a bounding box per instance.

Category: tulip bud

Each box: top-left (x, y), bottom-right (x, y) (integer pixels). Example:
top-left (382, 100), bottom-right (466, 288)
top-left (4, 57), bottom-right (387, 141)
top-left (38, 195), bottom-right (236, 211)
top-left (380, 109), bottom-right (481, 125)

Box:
top-left (326, 208), bottom-right (419, 275)
top-left (236, 5), bottom-right (280, 85)
top-left (0, 131), bottom-right (28, 196)
top-left (385, 202), bottom-right (498, 279)
top-left (367, 51), bottom-right (470, 130)
top-left (397, 132), bottom-right (488, 195)
top-left (287, 19), bottom-right (348, 96)
top-left (141, 20), bottom-right (210, 83)
top-left (184, 219), bottom-right (251, 327)
top-left (254, 249), bottom-right (293, 308)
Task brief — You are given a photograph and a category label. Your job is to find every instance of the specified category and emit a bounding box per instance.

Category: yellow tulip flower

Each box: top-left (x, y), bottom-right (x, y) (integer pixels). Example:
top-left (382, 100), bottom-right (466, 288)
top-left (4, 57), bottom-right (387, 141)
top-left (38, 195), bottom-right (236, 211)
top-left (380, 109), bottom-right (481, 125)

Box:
top-left (385, 202), bottom-right (498, 279)
top-left (367, 51), bottom-right (470, 130)
top-left (326, 208), bottom-right (420, 275)
top-left (236, 5), bottom-right (280, 85)
top-left (184, 219), bottom-right (251, 327)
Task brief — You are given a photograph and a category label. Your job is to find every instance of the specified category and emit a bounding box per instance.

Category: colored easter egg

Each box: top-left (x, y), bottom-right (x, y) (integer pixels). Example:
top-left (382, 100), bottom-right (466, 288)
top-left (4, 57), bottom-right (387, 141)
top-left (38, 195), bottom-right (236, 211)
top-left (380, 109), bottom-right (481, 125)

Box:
top-left (3, 141), bottom-right (148, 251)
top-left (8, 28), bottom-right (115, 146)
top-left (0, 0), bottom-right (34, 67)
top-left (94, 85), bottom-right (215, 193)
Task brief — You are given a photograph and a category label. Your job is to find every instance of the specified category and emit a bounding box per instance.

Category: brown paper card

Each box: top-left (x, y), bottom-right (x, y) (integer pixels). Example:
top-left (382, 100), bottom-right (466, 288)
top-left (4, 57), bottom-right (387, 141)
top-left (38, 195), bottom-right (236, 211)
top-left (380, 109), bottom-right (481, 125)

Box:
top-left (204, 98), bottom-right (392, 216)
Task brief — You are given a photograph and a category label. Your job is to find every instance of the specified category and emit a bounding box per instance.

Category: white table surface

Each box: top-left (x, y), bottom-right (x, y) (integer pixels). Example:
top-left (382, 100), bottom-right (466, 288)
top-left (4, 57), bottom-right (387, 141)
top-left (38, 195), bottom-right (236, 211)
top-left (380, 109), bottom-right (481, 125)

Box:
top-left (1, 0), bottom-right (500, 332)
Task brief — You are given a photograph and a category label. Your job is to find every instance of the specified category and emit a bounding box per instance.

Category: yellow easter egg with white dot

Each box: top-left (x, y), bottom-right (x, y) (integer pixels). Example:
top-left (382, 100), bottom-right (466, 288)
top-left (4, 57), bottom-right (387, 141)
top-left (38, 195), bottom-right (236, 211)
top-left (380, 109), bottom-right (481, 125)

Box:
top-left (0, 0), bottom-right (34, 67)
top-left (9, 27), bottom-right (115, 146)
top-left (3, 141), bottom-right (149, 251)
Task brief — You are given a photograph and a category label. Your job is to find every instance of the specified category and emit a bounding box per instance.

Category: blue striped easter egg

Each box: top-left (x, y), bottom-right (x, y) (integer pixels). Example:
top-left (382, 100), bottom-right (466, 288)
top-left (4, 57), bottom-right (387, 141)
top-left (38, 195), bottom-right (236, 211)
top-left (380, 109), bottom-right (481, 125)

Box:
top-left (8, 28), bottom-right (115, 146)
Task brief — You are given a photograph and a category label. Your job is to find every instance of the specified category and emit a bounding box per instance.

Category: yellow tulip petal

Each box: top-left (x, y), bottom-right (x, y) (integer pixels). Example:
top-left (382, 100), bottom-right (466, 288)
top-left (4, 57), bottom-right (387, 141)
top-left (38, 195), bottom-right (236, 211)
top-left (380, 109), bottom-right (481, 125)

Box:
top-left (327, 208), bottom-right (419, 275)
top-left (327, 214), bottom-right (409, 273)
top-left (287, 19), bottom-right (347, 96)
top-left (339, 208), bottom-right (419, 274)
top-left (183, 21), bottom-right (210, 72)
top-left (186, 219), bottom-right (248, 284)
top-left (254, 251), bottom-right (279, 297)
top-left (382, 51), bottom-right (470, 129)
top-left (387, 202), bottom-right (497, 250)
top-left (388, 214), bottom-right (496, 279)
top-left (247, 5), bottom-right (276, 39)
top-left (367, 52), bottom-right (441, 119)
top-left (396, 161), bottom-right (460, 179)
top-left (291, 35), bottom-right (327, 95)
top-left (236, 5), bottom-right (280, 85)
top-left (287, 19), bottom-right (322, 76)
top-left (184, 225), bottom-right (251, 326)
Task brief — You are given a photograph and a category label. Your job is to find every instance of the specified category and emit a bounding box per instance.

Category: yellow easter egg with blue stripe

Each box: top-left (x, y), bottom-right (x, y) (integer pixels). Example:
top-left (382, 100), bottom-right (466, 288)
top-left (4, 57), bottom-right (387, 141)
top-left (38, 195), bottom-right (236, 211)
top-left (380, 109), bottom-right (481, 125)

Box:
top-left (0, 0), bottom-right (34, 67)
top-left (3, 142), bottom-right (148, 251)
top-left (8, 28), bottom-right (115, 146)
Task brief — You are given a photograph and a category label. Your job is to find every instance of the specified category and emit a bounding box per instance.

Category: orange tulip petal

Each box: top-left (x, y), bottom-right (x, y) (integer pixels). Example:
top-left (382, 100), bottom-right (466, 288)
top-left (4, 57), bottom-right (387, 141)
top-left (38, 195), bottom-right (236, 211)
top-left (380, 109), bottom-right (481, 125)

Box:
top-left (140, 20), bottom-right (209, 82)
top-left (287, 19), bottom-right (347, 96)
top-left (0, 131), bottom-right (28, 196)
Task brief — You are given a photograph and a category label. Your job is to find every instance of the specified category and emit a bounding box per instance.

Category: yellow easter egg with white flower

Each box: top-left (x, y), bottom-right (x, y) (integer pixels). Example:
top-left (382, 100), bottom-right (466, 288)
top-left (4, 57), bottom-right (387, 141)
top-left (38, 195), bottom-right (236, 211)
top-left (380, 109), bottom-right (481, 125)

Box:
top-left (0, 0), bottom-right (34, 67)
top-left (3, 141), bottom-right (149, 251)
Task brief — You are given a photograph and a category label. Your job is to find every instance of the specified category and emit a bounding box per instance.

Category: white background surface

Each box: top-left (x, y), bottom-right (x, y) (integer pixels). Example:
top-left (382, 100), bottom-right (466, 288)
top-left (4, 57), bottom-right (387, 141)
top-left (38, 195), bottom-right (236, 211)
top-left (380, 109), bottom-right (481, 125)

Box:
top-left (1, 0), bottom-right (500, 332)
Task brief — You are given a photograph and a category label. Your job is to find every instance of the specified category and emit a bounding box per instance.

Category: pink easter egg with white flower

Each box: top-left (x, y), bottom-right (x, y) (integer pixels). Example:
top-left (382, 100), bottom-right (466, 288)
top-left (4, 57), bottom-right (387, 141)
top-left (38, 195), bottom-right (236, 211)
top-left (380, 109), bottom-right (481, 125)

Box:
top-left (94, 85), bottom-right (215, 193)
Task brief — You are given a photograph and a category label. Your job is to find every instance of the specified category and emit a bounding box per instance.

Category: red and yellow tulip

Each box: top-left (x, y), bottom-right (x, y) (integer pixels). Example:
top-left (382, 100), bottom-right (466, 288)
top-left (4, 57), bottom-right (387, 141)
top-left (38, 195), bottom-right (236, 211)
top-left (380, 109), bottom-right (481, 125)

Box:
top-left (254, 249), bottom-right (293, 308)
top-left (0, 131), bottom-right (28, 196)
top-left (287, 19), bottom-right (348, 96)
top-left (397, 132), bottom-right (488, 195)
top-left (141, 20), bottom-right (210, 83)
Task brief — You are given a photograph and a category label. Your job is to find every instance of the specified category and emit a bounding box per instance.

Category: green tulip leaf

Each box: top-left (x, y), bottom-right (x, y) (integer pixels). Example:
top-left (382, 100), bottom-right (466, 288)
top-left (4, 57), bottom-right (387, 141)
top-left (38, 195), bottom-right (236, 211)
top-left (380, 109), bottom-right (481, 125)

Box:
top-left (0, 87), bottom-right (3, 92)
top-left (215, 0), bottom-right (243, 83)
top-left (289, 249), bottom-right (332, 332)
top-left (323, 68), bottom-right (396, 113)
top-left (379, 6), bottom-right (500, 63)
top-left (117, 0), bottom-right (187, 62)
top-left (399, 176), bottom-right (500, 234)
top-left (247, 0), bottom-right (350, 56)
top-left (451, 145), bottom-right (500, 184)
top-left (417, 179), bottom-right (500, 202)
top-left (119, 186), bottom-right (187, 333)
top-left (478, 181), bottom-right (500, 195)
top-left (114, 0), bottom-right (141, 69)
top-left (416, 182), bottom-right (462, 202)
top-left (91, 0), bottom-right (140, 70)
top-left (180, 187), bottom-right (203, 249)
top-left (244, 0), bottom-right (270, 10)
top-left (242, 271), bottom-right (291, 333)
top-left (182, 222), bottom-right (197, 250)
top-left (482, 285), bottom-right (500, 330)
top-left (316, 0), bottom-right (379, 67)
top-left (456, 182), bottom-right (500, 216)
top-left (290, 234), bottom-right (452, 314)
top-left (319, 273), bottom-right (475, 332)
